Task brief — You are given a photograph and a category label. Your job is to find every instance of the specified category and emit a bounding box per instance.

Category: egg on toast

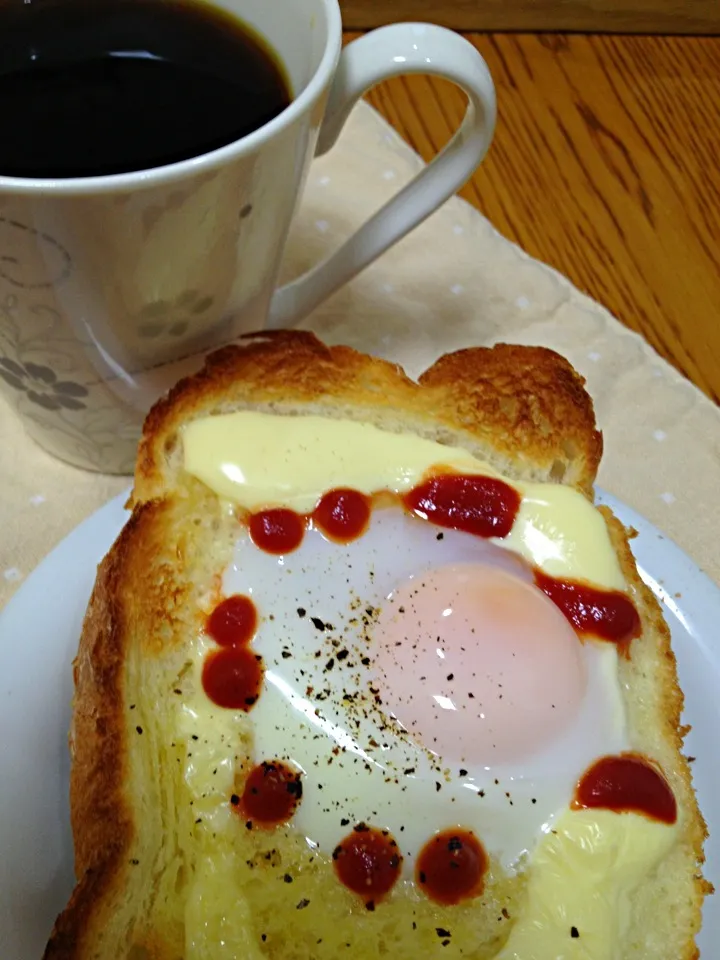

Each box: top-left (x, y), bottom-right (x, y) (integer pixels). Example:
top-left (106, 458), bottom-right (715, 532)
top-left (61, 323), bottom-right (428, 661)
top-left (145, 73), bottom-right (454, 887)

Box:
top-left (44, 332), bottom-right (709, 960)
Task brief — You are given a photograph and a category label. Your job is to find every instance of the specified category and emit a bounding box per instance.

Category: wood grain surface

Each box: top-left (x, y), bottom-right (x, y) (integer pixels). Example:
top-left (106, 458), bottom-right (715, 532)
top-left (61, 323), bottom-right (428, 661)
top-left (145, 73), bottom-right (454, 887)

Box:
top-left (341, 0), bottom-right (720, 35)
top-left (346, 32), bottom-right (720, 402)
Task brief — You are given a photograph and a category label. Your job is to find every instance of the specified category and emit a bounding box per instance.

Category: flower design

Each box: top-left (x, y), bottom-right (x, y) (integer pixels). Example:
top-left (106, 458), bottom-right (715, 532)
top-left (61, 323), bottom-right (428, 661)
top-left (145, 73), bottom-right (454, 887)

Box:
top-left (0, 357), bottom-right (88, 411)
top-left (137, 289), bottom-right (215, 340)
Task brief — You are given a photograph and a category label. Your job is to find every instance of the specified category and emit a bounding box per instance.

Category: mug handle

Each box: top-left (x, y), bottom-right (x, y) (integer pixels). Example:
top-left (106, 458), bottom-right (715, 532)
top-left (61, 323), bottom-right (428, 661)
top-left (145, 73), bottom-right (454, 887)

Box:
top-left (267, 22), bottom-right (496, 328)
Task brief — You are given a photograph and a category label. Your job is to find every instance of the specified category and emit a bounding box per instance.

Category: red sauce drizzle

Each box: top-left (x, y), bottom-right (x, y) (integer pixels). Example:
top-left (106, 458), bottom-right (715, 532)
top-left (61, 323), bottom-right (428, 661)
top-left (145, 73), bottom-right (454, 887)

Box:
top-left (535, 571), bottom-right (641, 653)
top-left (313, 488), bottom-right (372, 543)
top-left (403, 474), bottom-right (520, 539)
top-left (236, 760), bottom-right (303, 826)
top-left (573, 753), bottom-right (677, 824)
top-left (201, 647), bottom-right (263, 710)
top-left (206, 595), bottom-right (257, 647)
top-left (333, 824), bottom-right (402, 905)
top-left (249, 508), bottom-right (305, 554)
top-left (416, 829), bottom-right (487, 905)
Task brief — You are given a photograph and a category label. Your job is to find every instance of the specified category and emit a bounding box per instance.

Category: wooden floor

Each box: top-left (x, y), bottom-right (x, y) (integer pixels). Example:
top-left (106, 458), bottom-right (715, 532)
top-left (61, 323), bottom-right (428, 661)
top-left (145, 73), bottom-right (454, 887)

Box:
top-left (346, 32), bottom-right (720, 403)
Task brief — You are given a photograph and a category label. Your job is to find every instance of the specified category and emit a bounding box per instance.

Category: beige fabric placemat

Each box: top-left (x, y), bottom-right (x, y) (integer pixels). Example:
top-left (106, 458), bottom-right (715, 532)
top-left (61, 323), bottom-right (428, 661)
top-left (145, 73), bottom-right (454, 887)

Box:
top-left (2, 101), bottom-right (719, 608)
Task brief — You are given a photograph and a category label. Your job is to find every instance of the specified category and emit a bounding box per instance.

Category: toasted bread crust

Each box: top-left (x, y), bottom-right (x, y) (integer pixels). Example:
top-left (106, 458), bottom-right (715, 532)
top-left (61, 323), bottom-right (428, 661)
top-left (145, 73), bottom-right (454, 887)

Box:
top-left (604, 509), bottom-right (711, 955)
top-left (45, 332), bottom-right (707, 959)
top-left (44, 508), bottom-right (142, 960)
top-left (134, 331), bottom-right (602, 505)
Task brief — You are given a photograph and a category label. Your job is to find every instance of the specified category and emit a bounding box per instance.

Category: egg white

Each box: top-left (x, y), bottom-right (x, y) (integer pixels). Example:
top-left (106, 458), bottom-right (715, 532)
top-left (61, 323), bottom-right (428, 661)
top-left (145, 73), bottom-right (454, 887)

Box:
top-left (223, 507), bottom-right (628, 873)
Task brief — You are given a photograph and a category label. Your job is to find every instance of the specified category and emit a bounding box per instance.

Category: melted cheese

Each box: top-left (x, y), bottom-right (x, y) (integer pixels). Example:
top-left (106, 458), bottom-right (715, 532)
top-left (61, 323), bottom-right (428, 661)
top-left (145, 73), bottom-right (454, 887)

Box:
top-left (496, 809), bottom-right (677, 959)
top-left (179, 636), bottom-right (257, 959)
top-left (182, 412), bottom-right (624, 590)
top-left (178, 412), bottom-right (676, 959)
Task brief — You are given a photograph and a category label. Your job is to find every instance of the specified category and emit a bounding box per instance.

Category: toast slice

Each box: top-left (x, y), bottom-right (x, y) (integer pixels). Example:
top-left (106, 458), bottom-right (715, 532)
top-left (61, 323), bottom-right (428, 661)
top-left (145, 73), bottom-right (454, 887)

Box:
top-left (44, 331), bottom-right (709, 960)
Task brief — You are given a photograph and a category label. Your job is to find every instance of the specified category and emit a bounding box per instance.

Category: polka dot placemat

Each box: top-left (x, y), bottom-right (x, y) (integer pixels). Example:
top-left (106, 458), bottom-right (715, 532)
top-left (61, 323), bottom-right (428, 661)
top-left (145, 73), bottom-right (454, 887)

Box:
top-left (1, 101), bottom-right (719, 606)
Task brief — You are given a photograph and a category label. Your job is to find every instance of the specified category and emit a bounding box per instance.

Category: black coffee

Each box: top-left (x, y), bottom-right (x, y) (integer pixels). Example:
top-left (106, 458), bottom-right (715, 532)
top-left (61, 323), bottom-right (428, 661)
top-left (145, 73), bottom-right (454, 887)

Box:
top-left (0, 0), bottom-right (291, 178)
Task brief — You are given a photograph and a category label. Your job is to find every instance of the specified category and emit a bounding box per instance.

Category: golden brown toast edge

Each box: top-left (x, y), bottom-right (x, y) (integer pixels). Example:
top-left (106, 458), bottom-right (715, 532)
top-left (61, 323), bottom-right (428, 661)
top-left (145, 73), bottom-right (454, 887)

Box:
top-left (133, 330), bottom-right (602, 506)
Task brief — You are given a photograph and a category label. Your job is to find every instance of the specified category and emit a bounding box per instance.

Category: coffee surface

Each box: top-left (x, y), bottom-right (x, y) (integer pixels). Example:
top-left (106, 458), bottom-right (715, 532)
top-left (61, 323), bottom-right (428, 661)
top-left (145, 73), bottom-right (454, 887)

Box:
top-left (0, 0), bottom-right (291, 178)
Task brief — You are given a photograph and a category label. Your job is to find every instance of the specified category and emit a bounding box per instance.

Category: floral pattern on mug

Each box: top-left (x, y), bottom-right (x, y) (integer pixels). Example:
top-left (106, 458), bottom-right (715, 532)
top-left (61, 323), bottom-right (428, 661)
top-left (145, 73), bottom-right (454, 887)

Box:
top-left (136, 289), bottom-right (215, 339)
top-left (0, 357), bottom-right (89, 411)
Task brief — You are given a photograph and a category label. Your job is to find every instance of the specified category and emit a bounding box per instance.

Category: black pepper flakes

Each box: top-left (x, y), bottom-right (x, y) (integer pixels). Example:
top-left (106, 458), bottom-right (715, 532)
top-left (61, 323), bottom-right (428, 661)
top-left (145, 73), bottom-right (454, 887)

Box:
top-left (296, 899), bottom-right (310, 910)
top-left (297, 608), bottom-right (306, 618)
top-left (135, 726), bottom-right (143, 735)
top-left (311, 617), bottom-right (326, 631)
top-left (230, 794), bottom-right (240, 806)
top-left (436, 928), bottom-right (451, 938)
top-left (570, 926), bottom-right (580, 938)
top-left (365, 900), bottom-right (375, 912)
top-left (283, 874), bottom-right (293, 884)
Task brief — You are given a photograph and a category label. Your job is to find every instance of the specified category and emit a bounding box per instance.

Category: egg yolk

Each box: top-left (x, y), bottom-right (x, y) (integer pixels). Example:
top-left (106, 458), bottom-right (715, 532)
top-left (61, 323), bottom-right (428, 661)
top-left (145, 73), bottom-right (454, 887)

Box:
top-left (373, 564), bottom-right (587, 764)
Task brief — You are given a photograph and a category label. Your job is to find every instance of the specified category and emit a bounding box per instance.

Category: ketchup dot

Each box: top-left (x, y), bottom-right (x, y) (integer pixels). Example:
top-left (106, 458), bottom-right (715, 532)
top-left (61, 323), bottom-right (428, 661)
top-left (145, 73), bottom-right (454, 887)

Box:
top-left (313, 488), bottom-right (371, 544)
top-left (404, 474), bottom-right (520, 539)
top-left (239, 761), bottom-right (303, 826)
top-left (574, 753), bottom-right (677, 824)
top-left (206, 595), bottom-right (258, 647)
top-left (333, 824), bottom-right (403, 904)
top-left (202, 647), bottom-right (263, 710)
top-left (534, 571), bottom-right (641, 653)
top-left (416, 829), bottom-right (487, 905)
top-left (249, 508), bottom-right (305, 554)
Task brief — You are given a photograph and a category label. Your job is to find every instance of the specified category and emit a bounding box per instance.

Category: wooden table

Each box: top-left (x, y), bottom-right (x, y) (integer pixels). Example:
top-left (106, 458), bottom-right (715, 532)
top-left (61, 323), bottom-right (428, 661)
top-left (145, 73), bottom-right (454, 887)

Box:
top-left (346, 32), bottom-right (720, 403)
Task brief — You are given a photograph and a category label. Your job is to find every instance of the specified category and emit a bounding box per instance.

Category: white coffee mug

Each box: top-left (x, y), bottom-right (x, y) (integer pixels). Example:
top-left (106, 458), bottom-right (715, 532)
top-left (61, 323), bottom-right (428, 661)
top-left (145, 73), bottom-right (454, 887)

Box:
top-left (0, 0), bottom-right (496, 473)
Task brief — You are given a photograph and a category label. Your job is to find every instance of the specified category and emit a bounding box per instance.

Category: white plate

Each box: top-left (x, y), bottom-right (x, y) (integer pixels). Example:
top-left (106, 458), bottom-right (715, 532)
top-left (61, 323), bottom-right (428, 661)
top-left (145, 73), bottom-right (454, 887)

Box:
top-left (0, 489), bottom-right (717, 958)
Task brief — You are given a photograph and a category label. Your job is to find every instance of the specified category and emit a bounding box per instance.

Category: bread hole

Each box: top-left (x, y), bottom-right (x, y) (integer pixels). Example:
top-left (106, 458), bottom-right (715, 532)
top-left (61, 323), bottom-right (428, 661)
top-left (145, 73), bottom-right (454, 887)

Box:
top-left (549, 459), bottom-right (567, 482)
top-left (174, 862), bottom-right (188, 894)
top-left (562, 439), bottom-right (578, 461)
top-left (171, 662), bottom-right (194, 690)
top-left (499, 397), bottom-right (517, 418)
top-left (128, 947), bottom-right (150, 960)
